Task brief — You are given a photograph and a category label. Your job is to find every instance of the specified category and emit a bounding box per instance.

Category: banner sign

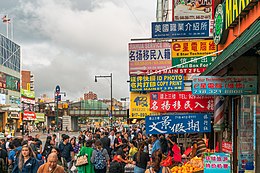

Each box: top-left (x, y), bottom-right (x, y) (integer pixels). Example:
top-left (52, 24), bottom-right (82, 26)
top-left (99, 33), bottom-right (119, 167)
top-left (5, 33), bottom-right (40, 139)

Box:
top-left (152, 20), bottom-right (210, 39)
top-left (173, 0), bottom-right (213, 21)
top-left (0, 72), bottom-right (6, 89)
top-left (0, 94), bottom-right (6, 104)
top-left (150, 91), bottom-right (214, 112)
top-left (23, 111), bottom-right (36, 120)
top-left (130, 92), bottom-right (155, 119)
top-left (204, 153), bottom-right (231, 173)
top-left (134, 68), bottom-right (206, 76)
top-left (192, 76), bottom-right (258, 95)
top-left (145, 114), bottom-right (211, 134)
top-left (172, 56), bottom-right (216, 68)
top-left (130, 74), bottom-right (184, 92)
top-left (21, 89), bottom-right (35, 99)
top-left (129, 42), bottom-right (172, 75)
top-left (172, 40), bottom-right (216, 58)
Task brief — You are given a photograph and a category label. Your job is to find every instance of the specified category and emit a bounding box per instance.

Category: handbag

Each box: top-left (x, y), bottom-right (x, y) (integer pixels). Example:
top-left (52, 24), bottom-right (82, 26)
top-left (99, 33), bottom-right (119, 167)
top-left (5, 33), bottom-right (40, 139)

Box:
top-left (75, 154), bottom-right (88, 167)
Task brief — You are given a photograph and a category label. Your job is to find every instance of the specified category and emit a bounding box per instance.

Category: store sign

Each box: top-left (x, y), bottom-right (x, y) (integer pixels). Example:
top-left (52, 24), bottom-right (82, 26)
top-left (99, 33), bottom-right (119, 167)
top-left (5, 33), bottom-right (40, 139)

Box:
top-left (21, 97), bottom-right (35, 104)
top-left (173, 0), bottom-right (212, 21)
top-left (192, 76), bottom-right (257, 95)
top-left (129, 42), bottom-right (172, 75)
top-left (226, 0), bottom-right (258, 29)
top-left (150, 91), bottom-right (214, 112)
top-left (9, 95), bottom-right (20, 104)
top-left (222, 141), bottom-right (232, 154)
top-left (204, 153), bottom-right (231, 173)
top-left (0, 94), bottom-right (6, 104)
top-left (130, 92), bottom-right (155, 119)
top-left (213, 4), bottom-right (225, 45)
top-left (172, 40), bottom-right (216, 58)
top-left (172, 56), bottom-right (216, 68)
top-left (23, 111), bottom-right (36, 120)
top-left (130, 74), bottom-right (184, 92)
top-left (146, 114), bottom-right (211, 134)
top-left (152, 20), bottom-right (210, 39)
top-left (9, 112), bottom-right (20, 119)
top-left (21, 89), bottom-right (35, 99)
top-left (135, 68), bottom-right (207, 76)
top-left (36, 113), bottom-right (45, 122)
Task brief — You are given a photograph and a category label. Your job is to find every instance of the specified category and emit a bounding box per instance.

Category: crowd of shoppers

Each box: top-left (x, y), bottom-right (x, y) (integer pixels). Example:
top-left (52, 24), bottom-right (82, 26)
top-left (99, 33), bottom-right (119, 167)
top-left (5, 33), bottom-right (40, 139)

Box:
top-left (0, 124), bottom-right (207, 173)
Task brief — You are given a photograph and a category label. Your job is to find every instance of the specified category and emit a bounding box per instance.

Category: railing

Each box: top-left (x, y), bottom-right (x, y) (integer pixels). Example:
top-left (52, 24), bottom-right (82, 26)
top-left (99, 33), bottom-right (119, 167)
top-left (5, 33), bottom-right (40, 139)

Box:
top-left (68, 109), bottom-right (127, 117)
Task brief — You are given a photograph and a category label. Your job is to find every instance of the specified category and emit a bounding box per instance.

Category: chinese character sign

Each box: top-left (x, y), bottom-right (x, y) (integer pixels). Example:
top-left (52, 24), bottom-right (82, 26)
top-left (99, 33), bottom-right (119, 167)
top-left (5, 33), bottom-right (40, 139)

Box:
top-left (173, 0), bottom-right (213, 21)
top-left (172, 40), bottom-right (216, 58)
top-left (172, 56), bottom-right (216, 68)
top-left (204, 153), bottom-right (231, 173)
top-left (145, 114), bottom-right (211, 134)
top-left (150, 91), bottom-right (214, 112)
top-left (192, 76), bottom-right (258, 95)
top-left (130, 92), bottom-right (154, 119)
top-left (129, 42), bottom-right (172, 75)
top-left (130, 74), bottom-right (184, 92)
top-left (152, 20), bottom-right (210, 39)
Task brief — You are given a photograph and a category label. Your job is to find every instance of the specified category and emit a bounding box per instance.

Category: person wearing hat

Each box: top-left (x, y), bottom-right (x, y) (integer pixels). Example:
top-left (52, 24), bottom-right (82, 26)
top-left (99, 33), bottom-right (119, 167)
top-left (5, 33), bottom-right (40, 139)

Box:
top-left (58, 135), bottom-right (74, 168)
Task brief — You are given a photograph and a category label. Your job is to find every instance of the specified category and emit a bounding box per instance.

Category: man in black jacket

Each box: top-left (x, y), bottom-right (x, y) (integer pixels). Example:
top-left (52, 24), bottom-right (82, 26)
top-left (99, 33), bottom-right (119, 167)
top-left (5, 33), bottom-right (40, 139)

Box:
top-left (100, 132), bottom-right (111, 155)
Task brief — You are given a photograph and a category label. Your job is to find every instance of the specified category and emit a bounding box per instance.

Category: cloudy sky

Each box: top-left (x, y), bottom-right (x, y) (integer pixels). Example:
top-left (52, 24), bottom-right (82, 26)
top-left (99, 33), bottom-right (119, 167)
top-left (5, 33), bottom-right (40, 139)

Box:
top-left (0, 0), bottom-right (156, 101)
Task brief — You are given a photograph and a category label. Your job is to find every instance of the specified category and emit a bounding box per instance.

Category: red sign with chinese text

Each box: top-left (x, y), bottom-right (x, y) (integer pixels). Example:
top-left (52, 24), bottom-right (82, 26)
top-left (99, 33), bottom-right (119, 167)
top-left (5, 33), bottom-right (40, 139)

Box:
top-left (23, 111), bottom-right (36, 120)
top-left (150, 91), bottom-right (214, 112)
top-left (222, 141), bottom-right (232, 154)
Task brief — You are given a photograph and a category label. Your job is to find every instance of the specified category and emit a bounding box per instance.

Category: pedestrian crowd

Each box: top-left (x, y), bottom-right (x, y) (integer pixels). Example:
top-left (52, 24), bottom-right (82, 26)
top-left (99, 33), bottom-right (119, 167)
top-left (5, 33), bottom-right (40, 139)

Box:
top-left (0, 125), bottom-right (207, 173)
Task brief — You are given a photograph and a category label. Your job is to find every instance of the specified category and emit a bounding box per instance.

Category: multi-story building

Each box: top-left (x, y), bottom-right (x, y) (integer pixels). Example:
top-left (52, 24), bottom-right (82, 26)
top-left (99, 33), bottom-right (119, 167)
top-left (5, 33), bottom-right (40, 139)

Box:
top-left (0, 34), bottom-right (21, 134)
top-left (84, 91), bottom-right (97, 100)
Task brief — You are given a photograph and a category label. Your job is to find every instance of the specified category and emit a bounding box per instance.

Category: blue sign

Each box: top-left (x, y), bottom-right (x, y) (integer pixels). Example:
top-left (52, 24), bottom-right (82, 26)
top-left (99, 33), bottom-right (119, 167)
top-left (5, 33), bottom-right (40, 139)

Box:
top-left (152, 20), bottom-right (210, 39)
top-left (204, 153), bottom-right (231, 173)
top-left (192, 76), bottom-right (258, 95)
top-left (130, 74), bottom-right (184, 92)
top-left (145, 114), bottom-right (211, 134)
top-left (55, 85), bottom-right (60, 93)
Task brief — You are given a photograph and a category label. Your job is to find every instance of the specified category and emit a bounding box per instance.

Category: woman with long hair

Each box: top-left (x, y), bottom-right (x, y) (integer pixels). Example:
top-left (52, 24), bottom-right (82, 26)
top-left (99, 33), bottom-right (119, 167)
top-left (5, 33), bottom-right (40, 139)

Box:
top-left (145, 150), bottom-right (170, 173)
top-left (12, 144), bottom-right (39, 173)
top-left (42, 136), bottom-right (52, 160)
top-left (133, 142), bottom-right (150, 173)
top-left (91, 140), bottom-right (110, 173)
top-left (70, 137), bottom-right (80, 154)
top-left (49, 147), bottom-right (68, 172)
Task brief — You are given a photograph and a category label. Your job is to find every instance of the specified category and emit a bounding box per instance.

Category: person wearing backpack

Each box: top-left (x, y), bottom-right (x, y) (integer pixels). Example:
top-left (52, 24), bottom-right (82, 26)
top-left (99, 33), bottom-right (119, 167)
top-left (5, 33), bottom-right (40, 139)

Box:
top-left (91, 140), bottom-right (110, 173)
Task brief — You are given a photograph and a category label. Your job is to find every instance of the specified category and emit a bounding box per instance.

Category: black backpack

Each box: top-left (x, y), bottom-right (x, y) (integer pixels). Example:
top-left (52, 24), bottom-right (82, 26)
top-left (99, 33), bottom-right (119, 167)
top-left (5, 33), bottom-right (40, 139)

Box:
top-left (109, 161), bottom-right (124, 173)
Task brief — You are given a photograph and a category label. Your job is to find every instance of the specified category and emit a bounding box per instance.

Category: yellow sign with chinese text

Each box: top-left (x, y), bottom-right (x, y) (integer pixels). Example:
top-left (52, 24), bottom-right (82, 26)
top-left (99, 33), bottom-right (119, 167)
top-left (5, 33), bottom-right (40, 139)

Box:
top-left (130, 92), bottom-right (152, 119)
top-left (172, 40), bottom-right (217, 58)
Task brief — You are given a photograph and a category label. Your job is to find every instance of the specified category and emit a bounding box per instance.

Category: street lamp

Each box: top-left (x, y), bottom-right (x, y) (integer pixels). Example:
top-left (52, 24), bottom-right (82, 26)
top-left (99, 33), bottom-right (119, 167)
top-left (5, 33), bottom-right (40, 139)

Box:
top-left (94, 73), bottom-right (113, 128)
top-left (54, 85), bottom-right (66, 131)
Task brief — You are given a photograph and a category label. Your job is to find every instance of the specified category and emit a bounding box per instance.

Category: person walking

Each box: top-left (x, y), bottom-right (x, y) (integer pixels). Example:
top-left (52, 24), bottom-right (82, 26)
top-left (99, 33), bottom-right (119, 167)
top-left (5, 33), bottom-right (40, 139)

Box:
top-left (50, 147), bottom-right (68, 172)
top-left (12, 144), bottom-right (39, 173)
top-left (144, 150), bottom-right (170, 173)
top-left (77, 140), bottom-right (95, 173)
top-left (37, 153), bottom-right (64, 173)
top-left (58, 135), bottom-right (74, 168)
top-left (91, 140), bottom-right (110, 173)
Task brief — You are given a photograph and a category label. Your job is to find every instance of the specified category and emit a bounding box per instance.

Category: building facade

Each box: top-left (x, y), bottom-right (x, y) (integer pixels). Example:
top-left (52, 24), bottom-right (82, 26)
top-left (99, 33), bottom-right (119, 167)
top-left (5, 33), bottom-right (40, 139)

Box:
top-left (0, 34), bottom-right (21, 134)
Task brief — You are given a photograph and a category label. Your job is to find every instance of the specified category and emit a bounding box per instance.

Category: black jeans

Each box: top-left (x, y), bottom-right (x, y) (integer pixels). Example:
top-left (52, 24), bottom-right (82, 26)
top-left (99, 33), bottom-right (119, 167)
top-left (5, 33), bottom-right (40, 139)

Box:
top-left (94, 167), bottom-right (106, 173)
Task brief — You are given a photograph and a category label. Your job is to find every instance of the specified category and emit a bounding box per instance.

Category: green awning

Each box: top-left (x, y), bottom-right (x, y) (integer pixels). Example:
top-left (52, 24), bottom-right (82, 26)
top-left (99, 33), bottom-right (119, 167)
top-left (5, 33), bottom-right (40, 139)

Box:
top-left (202, 19), bottom-right (260, 75)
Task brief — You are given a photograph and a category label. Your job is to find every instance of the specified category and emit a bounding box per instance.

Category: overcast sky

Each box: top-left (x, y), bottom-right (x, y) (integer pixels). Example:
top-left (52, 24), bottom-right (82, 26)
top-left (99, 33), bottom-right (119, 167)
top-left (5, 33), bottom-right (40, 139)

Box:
top-left (0, 0), bottom-right (156, 101)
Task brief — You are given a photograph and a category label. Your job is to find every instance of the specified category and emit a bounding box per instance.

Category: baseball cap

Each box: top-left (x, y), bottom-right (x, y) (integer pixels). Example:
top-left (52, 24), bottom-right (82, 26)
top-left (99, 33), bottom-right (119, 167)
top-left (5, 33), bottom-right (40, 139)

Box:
top-left (7, 135), bottom-right (14, 139)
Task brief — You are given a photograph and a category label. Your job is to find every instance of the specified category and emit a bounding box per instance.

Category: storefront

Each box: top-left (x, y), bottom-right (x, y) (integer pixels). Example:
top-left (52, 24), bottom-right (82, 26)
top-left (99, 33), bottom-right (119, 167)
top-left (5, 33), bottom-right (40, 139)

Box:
top-left (35, 113), bottom-right (45, 129)
top-left (201, 1), bottom-right (260, 172)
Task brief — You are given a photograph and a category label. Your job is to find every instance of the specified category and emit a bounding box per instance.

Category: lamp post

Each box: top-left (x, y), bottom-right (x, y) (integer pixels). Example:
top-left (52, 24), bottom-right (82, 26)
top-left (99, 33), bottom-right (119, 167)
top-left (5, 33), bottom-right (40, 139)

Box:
top-left (54, 85), bottom-right (66, 131)
top-left (95, 73), bottom-right (113, 128)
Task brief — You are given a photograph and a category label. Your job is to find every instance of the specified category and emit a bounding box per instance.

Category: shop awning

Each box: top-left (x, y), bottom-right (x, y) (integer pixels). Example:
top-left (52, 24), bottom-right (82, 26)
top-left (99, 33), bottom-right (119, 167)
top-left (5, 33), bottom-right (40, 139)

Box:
top-left (202, 19), bottom-right (260, 75)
